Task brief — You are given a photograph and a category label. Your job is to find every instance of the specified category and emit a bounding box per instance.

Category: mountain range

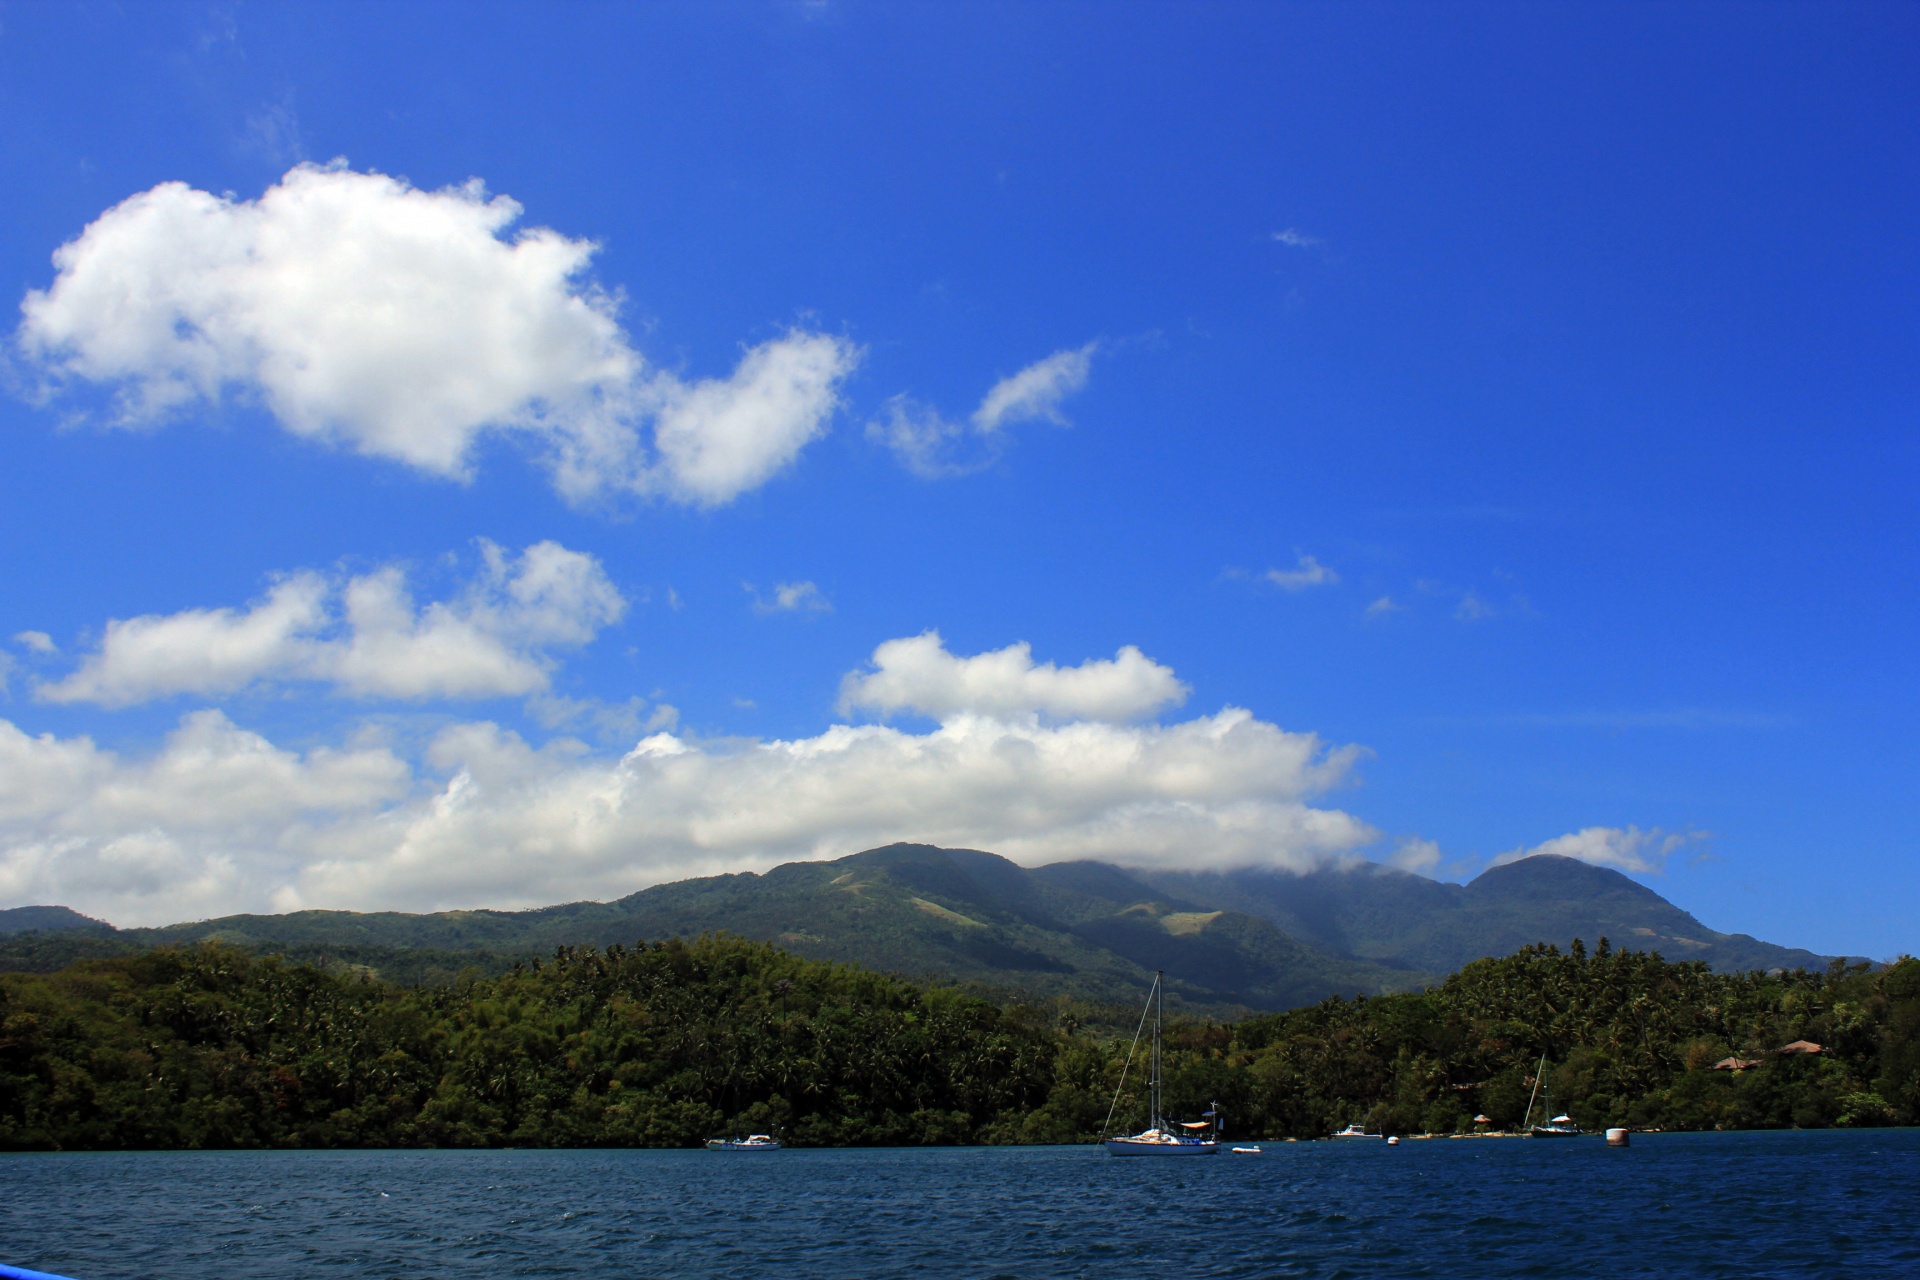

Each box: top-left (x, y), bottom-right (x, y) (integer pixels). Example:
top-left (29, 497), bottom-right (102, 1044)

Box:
top-left (0, 846), bottom-right (1843, 1013)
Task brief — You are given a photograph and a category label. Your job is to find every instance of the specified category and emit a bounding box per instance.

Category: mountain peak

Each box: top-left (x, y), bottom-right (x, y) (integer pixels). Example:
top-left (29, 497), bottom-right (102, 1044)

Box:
top-left (838, 842), bottom-right (1013, 872)
top-left (1466, 854), bottom-right (1671, 907)
top-left (0, 846), bottom-right (1845, 1007)
top-left (0, 905), bottom-right (117, 936)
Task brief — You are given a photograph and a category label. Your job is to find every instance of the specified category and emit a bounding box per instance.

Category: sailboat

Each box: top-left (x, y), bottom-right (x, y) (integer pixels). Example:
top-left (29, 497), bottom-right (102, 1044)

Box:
top-left (704, 1133), bottom-right (782, 1150)
top-left (1522, 1053), bottom-right (1581, 1137)
top-left (1101, 971), bottom-right (1221, 1156)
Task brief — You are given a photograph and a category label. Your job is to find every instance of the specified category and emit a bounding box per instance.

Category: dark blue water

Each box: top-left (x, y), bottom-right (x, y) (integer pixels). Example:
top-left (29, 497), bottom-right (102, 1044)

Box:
top-left (3, 1130), bottom-right (1916, 1279)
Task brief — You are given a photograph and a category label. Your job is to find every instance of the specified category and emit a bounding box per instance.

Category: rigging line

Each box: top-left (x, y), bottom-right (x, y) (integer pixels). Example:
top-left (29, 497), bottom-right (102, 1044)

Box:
top-left (1523, 1051), bottom-right (1546, 1130)
top-left (1150, 970), bottom-right (1162, 1119)
top-left (1099, 972), bottom-right (1158, 1140)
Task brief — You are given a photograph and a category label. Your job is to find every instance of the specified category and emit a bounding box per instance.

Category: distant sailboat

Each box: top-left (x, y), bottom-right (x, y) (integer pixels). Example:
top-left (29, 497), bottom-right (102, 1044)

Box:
top-left (1101, 971), bottom-right (1221, 1156)
top-left (1522, 1053), bottom-right (1581, 1137)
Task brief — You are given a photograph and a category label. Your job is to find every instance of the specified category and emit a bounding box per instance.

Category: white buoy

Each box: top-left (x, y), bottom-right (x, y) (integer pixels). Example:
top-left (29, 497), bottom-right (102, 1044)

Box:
top-left (1606, 1128), bottom-right (1630, 1147)
top-left (1386, 1136), bottom-right (1400, 1146)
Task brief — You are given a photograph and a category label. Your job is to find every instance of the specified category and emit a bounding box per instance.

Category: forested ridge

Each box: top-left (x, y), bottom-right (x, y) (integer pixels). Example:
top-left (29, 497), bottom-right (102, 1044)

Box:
top-left (1, 935), bottom-right (1914, 1150)
top-left (2, 848), bottom-right (1845, 1015)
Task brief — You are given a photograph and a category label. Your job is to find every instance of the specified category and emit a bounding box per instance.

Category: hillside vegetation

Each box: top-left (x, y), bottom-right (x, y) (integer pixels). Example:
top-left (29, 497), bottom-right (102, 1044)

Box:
top-left (1213, 940), bottom-right (1917, 1136)
top-left (2, 935), bottom-right (1913, 1150)
top-left (0, 846), bottom-right (1846, 1014)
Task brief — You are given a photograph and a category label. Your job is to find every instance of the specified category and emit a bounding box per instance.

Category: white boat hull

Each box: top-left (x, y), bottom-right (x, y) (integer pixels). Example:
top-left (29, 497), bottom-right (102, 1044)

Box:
top-left (1104, 1138), bottom-right (1219, 1156)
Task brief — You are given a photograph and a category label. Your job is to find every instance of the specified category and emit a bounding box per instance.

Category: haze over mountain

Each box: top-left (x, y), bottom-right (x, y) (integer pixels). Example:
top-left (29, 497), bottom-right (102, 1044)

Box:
top-left (0, 847), bottom-right (1843, 1014)
top-left (1139, 855), bottom-right (1829, 977)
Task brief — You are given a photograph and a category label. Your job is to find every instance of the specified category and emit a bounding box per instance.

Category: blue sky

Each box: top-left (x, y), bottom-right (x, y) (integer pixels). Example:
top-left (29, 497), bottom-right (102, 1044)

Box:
top-left (0, 3), bottom-right (1913, 958)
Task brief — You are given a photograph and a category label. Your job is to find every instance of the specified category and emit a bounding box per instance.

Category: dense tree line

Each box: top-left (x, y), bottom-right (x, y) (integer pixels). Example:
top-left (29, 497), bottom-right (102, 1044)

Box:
top-left (1, 935), bottom-right (1914, 1150)
top-left (0, 937), bottom-right (1058, 1149)
top-left (1141, 940), bottom-right (1920, 1139)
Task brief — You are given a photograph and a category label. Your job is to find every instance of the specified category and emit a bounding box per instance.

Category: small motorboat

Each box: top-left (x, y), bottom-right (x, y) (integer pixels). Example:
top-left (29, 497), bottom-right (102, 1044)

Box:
top-left (1330, 1124), bottom-right (1385, 1139)
top-left (704, 1133), bottom-right (782, 1151)
top-left (1231, 1146), bottom-right (1263, 1154)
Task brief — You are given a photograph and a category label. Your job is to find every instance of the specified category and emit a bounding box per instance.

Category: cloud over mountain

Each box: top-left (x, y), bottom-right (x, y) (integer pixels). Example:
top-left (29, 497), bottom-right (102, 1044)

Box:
top-left (0, 710), bottom-right (409, 926)
top-left (0, 637), bottom-right (1373, 924)
top-left (16, 163), bottom-right (857, 507)
top-left (1490, 825), bottom-right (1693, 875)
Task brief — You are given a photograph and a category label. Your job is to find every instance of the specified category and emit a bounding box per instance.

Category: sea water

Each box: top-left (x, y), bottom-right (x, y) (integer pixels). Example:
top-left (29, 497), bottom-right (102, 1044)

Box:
top-left (2, 1129), bottom-right (1916, 1279)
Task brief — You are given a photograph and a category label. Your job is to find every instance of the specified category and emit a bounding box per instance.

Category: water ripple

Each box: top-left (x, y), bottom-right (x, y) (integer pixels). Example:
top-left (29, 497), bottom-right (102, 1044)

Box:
top-left (1, 1130), bottom-right (1916, 1279)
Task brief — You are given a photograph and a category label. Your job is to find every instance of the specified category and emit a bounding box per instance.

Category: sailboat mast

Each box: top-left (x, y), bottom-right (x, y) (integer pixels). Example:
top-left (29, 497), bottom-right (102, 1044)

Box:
top-left (1523, 1052), bottom-right (1546, 1130)
top-left (1144, 971), bottom-right (1159, 1128)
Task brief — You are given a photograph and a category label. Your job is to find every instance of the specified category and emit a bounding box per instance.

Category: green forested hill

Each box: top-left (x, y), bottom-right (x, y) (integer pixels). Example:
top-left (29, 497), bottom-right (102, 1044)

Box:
top-left (0, 937), bottom-right (1060, 1149)
top-left (0, 846), bottom-right (1848, 1014)
top-left (2, 845), bottom-right (1430, 1013)
top-left (1207, 941), bottom-right (1920, 1137)
top-left (585, 844), bottom-right (1424, 1011)
top-left (1143, 854), bottom-right (1842, 976)
top-left (2, 937), bottom-right (1914, 1151)
top-left (0, 906), bottom-right (114, 937)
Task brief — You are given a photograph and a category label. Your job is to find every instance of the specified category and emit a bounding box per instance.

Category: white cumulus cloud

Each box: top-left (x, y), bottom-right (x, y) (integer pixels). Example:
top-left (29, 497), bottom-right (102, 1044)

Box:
top-left (1490, 825), bottom-right (1692, 875)
top-left (1265, 555), bottom-right (1339, 591)
top-left (13, 631), bottom-right (58, 655)
top-left (747, 581), bottom-right (831, 615)
top-left (646, 333), bottom-right (855, 506)
top-left (37, 540), bottom-right (623, 706)
top-left (1387, 836), bottom-right (1443, 875)
top-left (16, 163), bottom-right (858, 507)
top-left (1455, 593), bottom-right (1494, 622)
top-left (0, 710), bottom-right (409, 925)
top-left (868, 397), bottom-right (971, 479)
top-left (869, 342), bottom-right (1096, 477)
top-left (838, 631), bottom-right (1189, 722)
top-left (0, 640), bottom-right (1373, 924)
top-left (971, 344), bottom-right (1096, 433)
